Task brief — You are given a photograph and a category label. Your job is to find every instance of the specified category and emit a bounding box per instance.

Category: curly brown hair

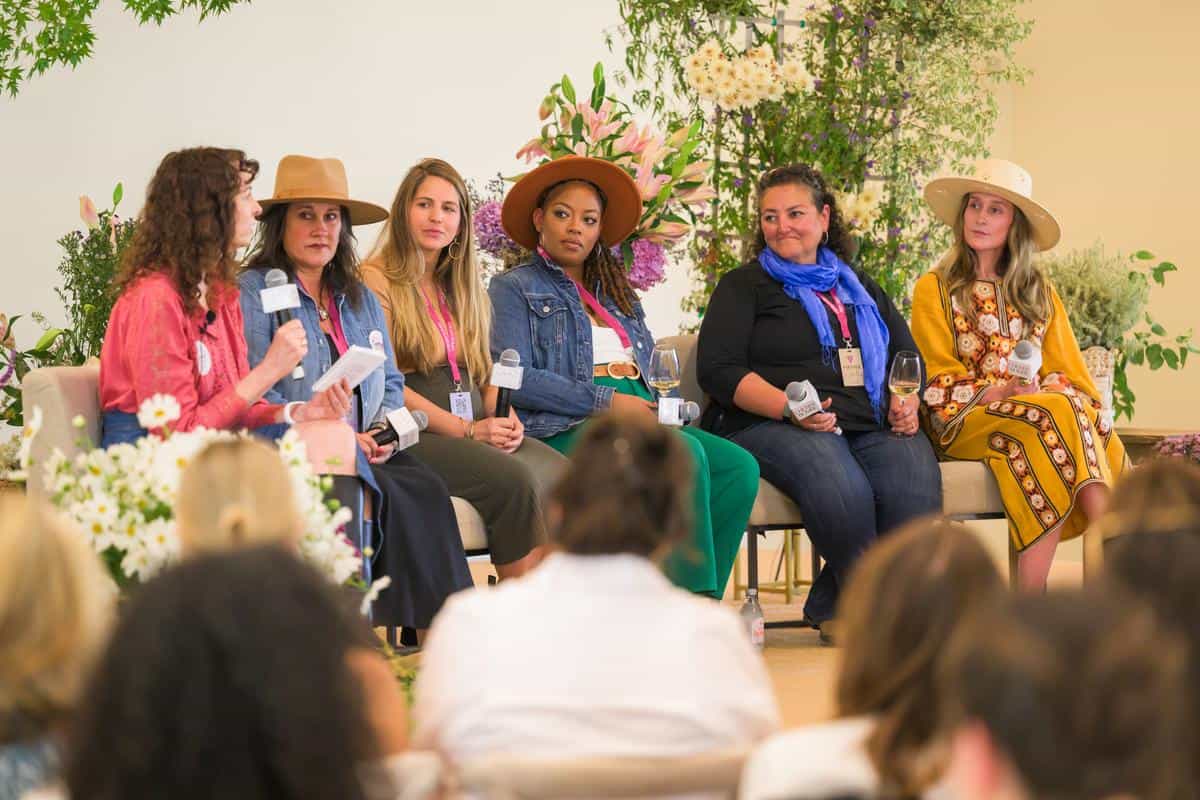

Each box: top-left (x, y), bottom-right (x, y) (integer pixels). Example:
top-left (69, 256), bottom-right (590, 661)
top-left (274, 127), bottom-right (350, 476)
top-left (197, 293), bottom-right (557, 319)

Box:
top-left (114, 147), bottom-right (259, 315)
top-left (538, 180), bottom-right (640, 316)
top-left (753, 163), bottom-right (855, 263)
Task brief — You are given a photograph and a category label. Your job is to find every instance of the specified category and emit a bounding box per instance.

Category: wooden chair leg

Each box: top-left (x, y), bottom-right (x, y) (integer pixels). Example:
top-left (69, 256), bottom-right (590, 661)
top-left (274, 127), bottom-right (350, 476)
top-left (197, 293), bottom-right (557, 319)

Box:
top-left (1008, 537), bottom-right (1020, 591)
top-left (783, 528), bottom-right (794, 605)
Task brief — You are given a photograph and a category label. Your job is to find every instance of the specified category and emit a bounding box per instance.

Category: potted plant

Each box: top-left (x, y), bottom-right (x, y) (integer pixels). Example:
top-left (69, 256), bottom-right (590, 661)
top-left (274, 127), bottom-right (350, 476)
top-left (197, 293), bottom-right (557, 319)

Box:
top-left (1041, 243), bottom-right (1198, 421)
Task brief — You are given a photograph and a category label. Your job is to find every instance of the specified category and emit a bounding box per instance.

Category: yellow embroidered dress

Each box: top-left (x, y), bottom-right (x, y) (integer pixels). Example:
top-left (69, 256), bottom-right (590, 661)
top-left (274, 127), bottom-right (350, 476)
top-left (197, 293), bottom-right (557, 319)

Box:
top-left (911, 272), bottom-right (1128, 550)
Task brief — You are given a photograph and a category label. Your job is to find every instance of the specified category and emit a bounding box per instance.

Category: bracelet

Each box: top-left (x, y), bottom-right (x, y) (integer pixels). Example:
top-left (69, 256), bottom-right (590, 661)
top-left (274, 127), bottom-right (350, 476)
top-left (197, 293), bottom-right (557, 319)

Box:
top-left (465, 420), bottom-right (476, 440)
top-left (283, 401), bottom-right (303, 425)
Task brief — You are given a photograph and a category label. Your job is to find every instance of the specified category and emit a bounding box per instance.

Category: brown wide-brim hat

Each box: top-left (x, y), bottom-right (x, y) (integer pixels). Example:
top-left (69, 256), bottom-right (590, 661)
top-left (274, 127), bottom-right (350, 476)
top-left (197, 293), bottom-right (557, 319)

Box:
top-left (501, 155), bottom-right (642, 251)
top-left (924, 158), bottom-right (1061, 251)
top-left (258, 155), bottom-right (388, 226)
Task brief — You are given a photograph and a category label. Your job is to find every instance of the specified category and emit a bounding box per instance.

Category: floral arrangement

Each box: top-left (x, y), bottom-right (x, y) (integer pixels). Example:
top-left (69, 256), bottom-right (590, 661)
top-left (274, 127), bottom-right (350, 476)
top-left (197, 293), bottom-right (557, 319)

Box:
top-left (1154, 433), bottom-right (1200, 466)
top-left (683, 39), bottom-right (813, 112)
top-left (13, 395), bottom-right (368, 592)
top-left (475, 63), bottom-right (712, 291)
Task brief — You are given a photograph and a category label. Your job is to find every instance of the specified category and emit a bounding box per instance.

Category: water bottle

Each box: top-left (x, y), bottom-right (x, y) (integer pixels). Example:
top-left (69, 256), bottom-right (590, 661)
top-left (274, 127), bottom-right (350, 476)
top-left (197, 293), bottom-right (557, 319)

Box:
top-left (739, 588), bottom-right (765, 650)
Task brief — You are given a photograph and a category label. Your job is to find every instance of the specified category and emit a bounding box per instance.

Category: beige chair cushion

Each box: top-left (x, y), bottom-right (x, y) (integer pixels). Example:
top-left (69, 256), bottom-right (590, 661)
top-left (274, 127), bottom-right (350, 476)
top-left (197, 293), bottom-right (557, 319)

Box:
top-left (21, 363), bottom-right (101, 498)
top-left (452, 496), bottom-right (489, 553)
top-left (940, 459), bottom-right (1005, 517)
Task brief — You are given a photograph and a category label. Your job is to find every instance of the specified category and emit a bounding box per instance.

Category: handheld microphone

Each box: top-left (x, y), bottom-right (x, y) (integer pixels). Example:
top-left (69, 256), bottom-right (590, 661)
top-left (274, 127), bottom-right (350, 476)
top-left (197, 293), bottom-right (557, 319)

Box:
top-left (1007, 340), bottom-right (1042, 384)
top-left (491, 348), bottom-right (524, 418)
top-left (786, 380), bottom-right (842, 435)
top-left (261, 268), bottom-right (305, 381)
top-left (371, 408), bottom-right (429, 450)
top-left (658, 398), bottom-right (701, 427)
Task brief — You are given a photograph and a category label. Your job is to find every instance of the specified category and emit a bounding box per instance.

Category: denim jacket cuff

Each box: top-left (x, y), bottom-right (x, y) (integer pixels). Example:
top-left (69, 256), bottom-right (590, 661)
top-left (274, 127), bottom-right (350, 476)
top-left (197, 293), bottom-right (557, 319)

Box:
top-left (592, 383), bottom-right (615, 412)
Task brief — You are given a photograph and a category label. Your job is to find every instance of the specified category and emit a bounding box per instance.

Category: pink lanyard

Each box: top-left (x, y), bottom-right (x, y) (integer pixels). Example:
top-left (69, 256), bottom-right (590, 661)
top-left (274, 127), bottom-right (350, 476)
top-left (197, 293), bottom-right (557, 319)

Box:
top-left (817, 289), bottom-right (853, 346)
top-left (569, 276), bottom-right (631, 349)
top-left (419, 285), bottom-right (463, 388)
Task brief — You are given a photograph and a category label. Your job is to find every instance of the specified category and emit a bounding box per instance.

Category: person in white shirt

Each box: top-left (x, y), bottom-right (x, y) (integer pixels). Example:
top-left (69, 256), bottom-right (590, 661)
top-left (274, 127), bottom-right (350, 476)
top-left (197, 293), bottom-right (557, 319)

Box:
top-left (414, 410), bottom-right (779, 768)
top-left (741, 518), bottom-right (1004, 800)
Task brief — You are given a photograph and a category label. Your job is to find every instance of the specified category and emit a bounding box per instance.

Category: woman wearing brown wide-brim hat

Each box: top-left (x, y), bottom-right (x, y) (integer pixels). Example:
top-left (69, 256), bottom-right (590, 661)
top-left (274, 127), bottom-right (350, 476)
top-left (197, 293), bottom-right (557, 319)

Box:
top-left (487, 155), bottom-right (760, 599)
top-left (240, 154), bottom-right (472, 642)
top-left (911, 158), bottom-right (1129, 591)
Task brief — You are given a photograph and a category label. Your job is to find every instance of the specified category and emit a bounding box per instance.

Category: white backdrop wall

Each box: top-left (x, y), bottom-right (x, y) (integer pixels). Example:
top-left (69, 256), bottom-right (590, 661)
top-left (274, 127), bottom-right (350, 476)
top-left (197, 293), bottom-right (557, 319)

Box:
top-left (0, 0), bottom-right (697, 348)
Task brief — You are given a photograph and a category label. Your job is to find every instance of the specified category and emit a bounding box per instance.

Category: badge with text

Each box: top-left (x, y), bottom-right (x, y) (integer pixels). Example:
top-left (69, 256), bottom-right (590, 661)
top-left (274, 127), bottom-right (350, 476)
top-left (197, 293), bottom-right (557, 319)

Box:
top-left (368, 329), bottom-right (385, 353)
top-left (195, 341), bottom-right (213, 377)
top-left (449, 391), bottom-right (474, 422)
top-left (838, 347), bottom-right (865, 387)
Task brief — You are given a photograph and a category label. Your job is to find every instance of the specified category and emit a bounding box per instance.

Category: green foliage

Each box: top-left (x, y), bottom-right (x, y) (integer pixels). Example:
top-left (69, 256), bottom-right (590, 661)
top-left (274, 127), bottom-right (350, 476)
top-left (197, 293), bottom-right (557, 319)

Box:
top-left (0, 312), bottom-right (72, 427)
top-left (0, 0), bottom-right (252, 97)
top-left (1043, 244), bottom-right (1198, 420)
top-left (612, 0), bottom-right (1032, 319)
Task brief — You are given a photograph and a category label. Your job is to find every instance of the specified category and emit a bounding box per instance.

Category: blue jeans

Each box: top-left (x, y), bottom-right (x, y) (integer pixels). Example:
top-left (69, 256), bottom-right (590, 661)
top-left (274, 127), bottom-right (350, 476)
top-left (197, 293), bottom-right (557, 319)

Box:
top-left (730, 422), bottom-right (942, 623)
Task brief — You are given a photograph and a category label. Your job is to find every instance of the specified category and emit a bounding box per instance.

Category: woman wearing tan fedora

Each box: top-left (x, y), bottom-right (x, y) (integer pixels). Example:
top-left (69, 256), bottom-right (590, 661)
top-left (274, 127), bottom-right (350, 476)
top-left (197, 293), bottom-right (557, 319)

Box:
top-left (488, 155), bottom-right (760, 599)
top-left (240, 155), bottom-right (471, 638)
top-left (360, 159), bottom-right (565, 582)
top-left (911, 158), bottom-right (1129, 590)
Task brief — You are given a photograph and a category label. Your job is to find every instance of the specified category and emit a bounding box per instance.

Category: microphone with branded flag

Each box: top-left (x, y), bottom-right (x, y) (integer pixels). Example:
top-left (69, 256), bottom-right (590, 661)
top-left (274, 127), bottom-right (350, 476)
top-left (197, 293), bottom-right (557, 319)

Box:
top-left (1007, 340), bottom-right (1042, 385)
top-left (491, 348), bottom-right (524, 418)
top-left (260, 268), bottom-right (305, 381)
top-left (370, 408), bottom-right (429, 451)
top-left (786, 380), bottom-right (842, 435)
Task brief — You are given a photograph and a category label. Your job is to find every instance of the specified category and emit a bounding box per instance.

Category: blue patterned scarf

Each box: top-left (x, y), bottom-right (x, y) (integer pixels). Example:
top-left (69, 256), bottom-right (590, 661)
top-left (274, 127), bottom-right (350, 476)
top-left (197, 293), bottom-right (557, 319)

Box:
top-left (757, 245), bottom-right (890, 420)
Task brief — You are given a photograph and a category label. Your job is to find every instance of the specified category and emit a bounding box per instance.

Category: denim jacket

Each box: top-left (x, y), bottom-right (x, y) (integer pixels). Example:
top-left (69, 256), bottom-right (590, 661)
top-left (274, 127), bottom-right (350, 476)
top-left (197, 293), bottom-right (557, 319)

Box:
top-left (487, 252), bottom-right (658, 439)
top-left (238, 267), bottom-right (406, 432)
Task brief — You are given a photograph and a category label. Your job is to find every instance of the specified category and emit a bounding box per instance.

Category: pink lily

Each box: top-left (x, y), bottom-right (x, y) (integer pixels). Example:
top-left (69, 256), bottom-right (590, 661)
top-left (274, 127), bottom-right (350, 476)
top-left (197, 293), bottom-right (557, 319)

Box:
top-left (665, 126), bottom-right (691, 150)
top-left (538, 96), bottom-right (555, 121)
top-left (615, 123), bottom-right (654, 156)
top-left (79, 195), bottom-right (100, 229)
top-left (640, 221), bottom-right (691, 244)
top-left (634, 163), bottom-right (671, 202)
top-left (573, 100), bottom-right (621, 142)
top-left (679, 160), bottom-right (713, 182)
top-left (515, 138), bottom-right (550, 163)
top-left (638, 136), bottom-right (670, 173)
top-left (677, 184), bottom-right (718, 206)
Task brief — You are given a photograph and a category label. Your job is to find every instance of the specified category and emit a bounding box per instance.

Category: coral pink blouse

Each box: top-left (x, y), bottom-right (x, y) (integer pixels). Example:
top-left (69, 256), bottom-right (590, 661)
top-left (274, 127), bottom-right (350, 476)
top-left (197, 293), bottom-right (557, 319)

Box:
top-left (99, 273), bottom-right (279, 432)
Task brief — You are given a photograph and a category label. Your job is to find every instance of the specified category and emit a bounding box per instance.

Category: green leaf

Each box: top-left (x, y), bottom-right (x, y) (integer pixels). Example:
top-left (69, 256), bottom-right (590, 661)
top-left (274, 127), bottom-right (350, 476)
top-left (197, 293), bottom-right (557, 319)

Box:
top-left (1126, 343), bottom-right (1145, 365)
top-left (593, 62), bottom-right (604, 86)
top-left (1163, 348), bottom-right (1179, 369)
top-left (1151, 323), bottom-right (1167, 336)
top-left (112, 182), bottom-right (123, 207)
top-left (1180, 347), bottom-right (1189, 367)
top-left (1146, 343), bottom-right (1164, 369)
top-left (571, 113), bottom-right (585, 143)
top-left (1134, 249), bottom-right (1155, 260)
top-left (561, 74), bottom-right (577, 105)
top-left (1151, 261), bottom-right (1177, 286)
top-left (33, 328), bottom-right (64, 350)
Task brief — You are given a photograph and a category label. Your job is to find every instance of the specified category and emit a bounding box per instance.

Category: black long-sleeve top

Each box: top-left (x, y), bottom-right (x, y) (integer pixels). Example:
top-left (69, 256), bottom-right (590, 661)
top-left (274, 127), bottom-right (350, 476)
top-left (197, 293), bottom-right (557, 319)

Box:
top-left (697, 258), bottom-right (920, 437)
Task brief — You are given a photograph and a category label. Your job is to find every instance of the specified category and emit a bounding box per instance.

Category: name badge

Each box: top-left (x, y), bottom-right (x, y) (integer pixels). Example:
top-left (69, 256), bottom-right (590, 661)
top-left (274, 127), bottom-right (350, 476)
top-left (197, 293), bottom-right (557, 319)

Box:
top-left (368, 329), bottom-right (385, 353)
top-left (838, 347), bottom-right (865, 387)
top-left (449, 391), bottom-right (474, 422)
top-left (195, 341), bottom-right (213, 376)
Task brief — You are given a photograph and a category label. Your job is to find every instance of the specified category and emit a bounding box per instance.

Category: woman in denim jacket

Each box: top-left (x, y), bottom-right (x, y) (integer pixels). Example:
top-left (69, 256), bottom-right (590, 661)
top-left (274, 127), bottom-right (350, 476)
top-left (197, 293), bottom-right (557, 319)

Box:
top-left (488, 156), bottom-right (760, 599)
top-left (240, 155), bottom-right (470, 639)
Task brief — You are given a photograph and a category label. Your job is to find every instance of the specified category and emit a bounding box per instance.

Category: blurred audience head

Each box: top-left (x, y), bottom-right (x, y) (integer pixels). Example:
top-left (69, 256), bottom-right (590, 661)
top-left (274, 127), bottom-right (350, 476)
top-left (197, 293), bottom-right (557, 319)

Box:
top-left (0, 494), bottom-right (114, 739)
top-left (1100, 457), bottom-right (1200, 546)
top-left (66, 546), bottom-right (381, 800)
top-left (836, 516), bottom-right (1004, 797)
top-left (176, 437), bottom-right (303, 555)
top-left (940, 588), bottom-right (1189, 800)
top-left (549, 410), bottom-right (692, 560)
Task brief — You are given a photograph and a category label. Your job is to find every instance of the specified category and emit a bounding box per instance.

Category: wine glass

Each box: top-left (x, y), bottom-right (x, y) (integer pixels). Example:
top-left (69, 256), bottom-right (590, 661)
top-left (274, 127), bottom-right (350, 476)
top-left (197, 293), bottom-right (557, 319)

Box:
top-left (888, 350), bottom-right (922, 434)
top-left (647, 345), bottom-right (681, 401)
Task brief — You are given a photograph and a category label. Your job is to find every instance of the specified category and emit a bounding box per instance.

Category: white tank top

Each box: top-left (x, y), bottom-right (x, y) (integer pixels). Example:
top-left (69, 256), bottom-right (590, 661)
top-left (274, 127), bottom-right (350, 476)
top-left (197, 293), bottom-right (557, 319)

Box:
top-left (591, 323), bottom-right (634, 365)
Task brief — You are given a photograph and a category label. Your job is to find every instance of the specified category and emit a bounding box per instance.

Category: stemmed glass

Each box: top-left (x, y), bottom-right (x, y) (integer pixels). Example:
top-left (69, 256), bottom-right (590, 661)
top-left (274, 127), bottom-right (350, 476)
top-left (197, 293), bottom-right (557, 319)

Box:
top-left (647, 345), bottom-right (681, 401)
top-left (888, 350), bottom-right (922, 435)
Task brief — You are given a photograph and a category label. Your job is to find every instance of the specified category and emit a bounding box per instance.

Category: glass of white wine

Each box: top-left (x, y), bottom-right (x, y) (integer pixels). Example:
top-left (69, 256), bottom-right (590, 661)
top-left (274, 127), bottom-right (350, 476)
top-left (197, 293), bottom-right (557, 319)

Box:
top-left (647, 345), bottom-right (681, 401)
top-left (888, 350), bottom-right (922, 435)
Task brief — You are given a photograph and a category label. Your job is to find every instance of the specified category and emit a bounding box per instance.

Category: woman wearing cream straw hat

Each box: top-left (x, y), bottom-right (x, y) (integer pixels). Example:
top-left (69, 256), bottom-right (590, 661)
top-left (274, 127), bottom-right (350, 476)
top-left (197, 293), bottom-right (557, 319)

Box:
top-left (240, 155), bottom-right (471, 640)
top-left (911, 158), bottom-right (1129, 590)
top-left (488, 155), bottom-right (760, 599)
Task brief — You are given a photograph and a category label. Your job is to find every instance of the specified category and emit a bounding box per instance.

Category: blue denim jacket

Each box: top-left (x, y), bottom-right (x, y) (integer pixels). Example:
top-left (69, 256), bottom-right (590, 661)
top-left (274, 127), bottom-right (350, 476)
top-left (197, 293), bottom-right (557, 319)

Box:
top-left (487, 252), bottom-right (658, 439)
top-left (238, 267), bottom-right (406, 432)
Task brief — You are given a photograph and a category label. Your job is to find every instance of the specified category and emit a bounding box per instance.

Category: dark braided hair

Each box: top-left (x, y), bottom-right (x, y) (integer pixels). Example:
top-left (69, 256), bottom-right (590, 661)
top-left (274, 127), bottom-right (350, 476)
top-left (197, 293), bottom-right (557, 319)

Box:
top-left (753, 163), bottom-right (855, 263)
top-left (538, 180), bottom-right (639, 316)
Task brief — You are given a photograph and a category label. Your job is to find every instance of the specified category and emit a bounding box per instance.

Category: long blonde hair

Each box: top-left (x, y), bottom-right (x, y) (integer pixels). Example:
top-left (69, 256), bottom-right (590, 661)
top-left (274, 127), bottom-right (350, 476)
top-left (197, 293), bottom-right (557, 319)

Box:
top-left (364, 159), bottom-right (492, 386)
top-left (0, 495), bottom-right (114, 732)
top-left (176, 438), bottom-right (302, 555)
top-left (935, 195), bottom-right (1050, 327)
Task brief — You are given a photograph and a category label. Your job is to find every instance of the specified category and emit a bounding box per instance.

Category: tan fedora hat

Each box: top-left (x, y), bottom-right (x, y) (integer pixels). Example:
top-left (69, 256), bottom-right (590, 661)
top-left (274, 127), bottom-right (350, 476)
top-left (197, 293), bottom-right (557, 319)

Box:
top-left (501, 155), bottom-right (642, 251)
top-left (924, 158), bottom-right (1061, 251)
top-left (258, 155), bottom-right (388, 226)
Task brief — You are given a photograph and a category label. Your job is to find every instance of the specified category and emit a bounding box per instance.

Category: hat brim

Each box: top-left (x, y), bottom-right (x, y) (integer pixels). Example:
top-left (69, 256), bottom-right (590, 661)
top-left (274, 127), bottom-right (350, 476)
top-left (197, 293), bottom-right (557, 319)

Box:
top-left (924, 177), bottom-right (1061, 251)
top-left (501, 156), bottom-right (642, 251)
top-left (258, 196), bottom-right (389, 227)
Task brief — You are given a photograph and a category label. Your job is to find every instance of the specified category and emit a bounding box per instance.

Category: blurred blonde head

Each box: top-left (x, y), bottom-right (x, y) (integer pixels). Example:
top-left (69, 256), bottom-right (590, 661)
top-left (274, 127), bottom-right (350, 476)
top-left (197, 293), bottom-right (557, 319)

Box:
top-left (0, 494), bottom-right (114, 730)
top-left (176, 438), bottom-right (303, 555)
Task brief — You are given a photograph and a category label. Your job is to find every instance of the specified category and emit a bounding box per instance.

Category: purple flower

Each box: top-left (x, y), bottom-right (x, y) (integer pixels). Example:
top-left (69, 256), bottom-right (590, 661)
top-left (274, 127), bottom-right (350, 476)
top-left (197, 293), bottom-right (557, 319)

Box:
top-left (813, 79), bottom-right (823, 91)
top-left (864, 16), bottom-right (877, 29)
top-left (853, 57), bottom-right (864, 68)
top-left (833, 5), bottom-right (845, 21)
top-left (611, 238), bottom-right (668, 291)
top-left (742, 113), bottom-right (754, 127)
top-left (475, 200), bottom-right (520, 258)
top-left (734, 178), bottom-right (745, 188)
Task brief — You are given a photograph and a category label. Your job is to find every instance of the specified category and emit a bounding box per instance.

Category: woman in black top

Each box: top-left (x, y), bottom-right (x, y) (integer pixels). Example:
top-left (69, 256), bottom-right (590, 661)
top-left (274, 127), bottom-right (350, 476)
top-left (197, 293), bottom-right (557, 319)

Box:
top-left (698, 164), bottom-right (941, 633)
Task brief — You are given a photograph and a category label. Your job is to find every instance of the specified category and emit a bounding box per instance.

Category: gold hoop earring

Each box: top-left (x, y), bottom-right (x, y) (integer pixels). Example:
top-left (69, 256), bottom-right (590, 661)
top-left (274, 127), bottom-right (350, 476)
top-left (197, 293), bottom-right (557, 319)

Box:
top-left (446, 237), bottom-right (462, 262)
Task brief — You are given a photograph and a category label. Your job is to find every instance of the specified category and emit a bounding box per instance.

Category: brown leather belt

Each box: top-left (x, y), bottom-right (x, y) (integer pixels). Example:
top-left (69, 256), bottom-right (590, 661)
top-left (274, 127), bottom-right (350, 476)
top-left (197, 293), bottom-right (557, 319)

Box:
top-left (594, 362), bottom-right (641, 380)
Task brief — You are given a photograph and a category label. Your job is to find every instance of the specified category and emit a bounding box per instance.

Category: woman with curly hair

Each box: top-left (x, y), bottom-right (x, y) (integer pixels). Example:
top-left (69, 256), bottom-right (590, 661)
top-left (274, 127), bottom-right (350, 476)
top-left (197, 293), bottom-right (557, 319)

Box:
top-left (697, 163), bottom-right (941, 637)
top-left (64, 546), bottom-right (411, 800)
top-left (99, 147), bottom-right (351, 446)
top-left (488, 156), bottom-right (760, 599)
top-left (911, 159), bottom-right (1128, 590)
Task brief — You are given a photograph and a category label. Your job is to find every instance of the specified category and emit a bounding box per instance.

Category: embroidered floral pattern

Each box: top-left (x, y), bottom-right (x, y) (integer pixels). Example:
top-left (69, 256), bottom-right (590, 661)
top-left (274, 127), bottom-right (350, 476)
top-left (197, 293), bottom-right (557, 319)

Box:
top-left (990, 432), bottom-right (1061, 529)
